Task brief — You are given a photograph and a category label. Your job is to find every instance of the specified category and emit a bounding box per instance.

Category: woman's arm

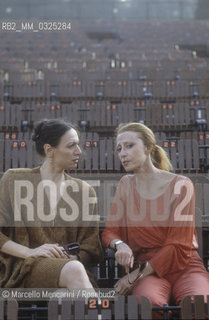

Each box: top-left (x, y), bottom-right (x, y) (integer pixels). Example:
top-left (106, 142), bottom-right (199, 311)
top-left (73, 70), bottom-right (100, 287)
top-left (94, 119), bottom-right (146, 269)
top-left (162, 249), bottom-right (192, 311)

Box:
top-left (0, 171), bottom-right (66, 260)
top-left (1, 240), bottom-right (30, 258)
top-left (110, 239), bottom-right (134, 273)
top-left (102, 178), bottom-right (134, 272)
top-left (1, 240), bottom-right (66, 259)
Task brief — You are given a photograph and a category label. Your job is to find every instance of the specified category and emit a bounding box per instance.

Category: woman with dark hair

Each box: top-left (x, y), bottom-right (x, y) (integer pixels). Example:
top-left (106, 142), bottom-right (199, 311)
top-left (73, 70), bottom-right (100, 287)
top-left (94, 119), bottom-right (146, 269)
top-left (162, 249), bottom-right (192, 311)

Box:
top-left (102, 122), bottom-right (209, 309)
top-left (0, 119), bottom-right (103, 290)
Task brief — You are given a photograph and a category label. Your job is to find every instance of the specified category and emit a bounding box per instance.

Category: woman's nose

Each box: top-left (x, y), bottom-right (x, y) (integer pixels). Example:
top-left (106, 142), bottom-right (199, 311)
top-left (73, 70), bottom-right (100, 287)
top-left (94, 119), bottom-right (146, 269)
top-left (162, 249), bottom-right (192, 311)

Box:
top-left (76, 145), bottom-right (82, 154)
top-left (119, 148), bottom-right (127, 157)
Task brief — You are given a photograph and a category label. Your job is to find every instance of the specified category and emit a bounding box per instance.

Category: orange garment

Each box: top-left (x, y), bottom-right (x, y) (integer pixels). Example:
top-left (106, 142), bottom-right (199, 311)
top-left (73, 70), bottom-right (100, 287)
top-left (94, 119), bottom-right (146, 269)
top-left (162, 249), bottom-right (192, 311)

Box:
top-left (102, 175), bottom-right (198, 277)
top-left (102, 174), bottom-right (198, 278)
top-left (102, 174), bottom-right (209, 311)
top-left (131, 248), bottom-right (209, 305)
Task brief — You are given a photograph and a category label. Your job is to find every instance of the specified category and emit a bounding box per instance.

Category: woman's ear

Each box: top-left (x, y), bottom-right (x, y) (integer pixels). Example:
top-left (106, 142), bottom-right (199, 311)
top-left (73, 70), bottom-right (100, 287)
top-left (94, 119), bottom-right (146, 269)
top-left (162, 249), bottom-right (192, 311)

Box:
top-left (145, 146), bottom-right (151, 156)
top-left (43, 144), bottom-right (54, 158)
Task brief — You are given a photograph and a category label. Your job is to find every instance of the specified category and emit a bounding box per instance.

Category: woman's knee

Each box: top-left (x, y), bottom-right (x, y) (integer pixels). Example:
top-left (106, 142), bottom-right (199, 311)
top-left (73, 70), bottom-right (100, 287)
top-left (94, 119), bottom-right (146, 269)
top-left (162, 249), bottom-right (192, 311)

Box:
top-left (65, 260), bottom-right (86, 274)
top-left (59, 260), bottom-right (89, 287)
top-left (132, 275), bottom-right (171, 306)
top-left (172, 272), bottom-right (209, 305)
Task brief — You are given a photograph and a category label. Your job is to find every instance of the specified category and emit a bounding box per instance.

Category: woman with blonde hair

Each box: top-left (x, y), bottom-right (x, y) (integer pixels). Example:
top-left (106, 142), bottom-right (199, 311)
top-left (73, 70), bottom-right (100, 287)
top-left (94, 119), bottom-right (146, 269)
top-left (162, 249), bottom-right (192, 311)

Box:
top-left (102, 122), bottom-right (209, 309)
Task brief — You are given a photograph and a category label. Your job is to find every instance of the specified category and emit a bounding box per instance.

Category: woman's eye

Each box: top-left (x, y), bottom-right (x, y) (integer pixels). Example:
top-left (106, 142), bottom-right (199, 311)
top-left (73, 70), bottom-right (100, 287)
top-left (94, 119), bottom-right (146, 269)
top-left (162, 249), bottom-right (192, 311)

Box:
top-left (116, 147), bottom-right (121, 153)
top-left (127, 144), bottom-right (134, 148)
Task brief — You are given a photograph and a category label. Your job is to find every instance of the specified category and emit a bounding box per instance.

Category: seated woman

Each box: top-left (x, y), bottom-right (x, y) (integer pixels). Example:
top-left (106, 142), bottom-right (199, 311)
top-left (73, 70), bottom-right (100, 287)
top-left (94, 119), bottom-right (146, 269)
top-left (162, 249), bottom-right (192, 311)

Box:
top-left (102, 122), bottom-right (209, 307)
top-left (0, 119), bottom-right (103, 290)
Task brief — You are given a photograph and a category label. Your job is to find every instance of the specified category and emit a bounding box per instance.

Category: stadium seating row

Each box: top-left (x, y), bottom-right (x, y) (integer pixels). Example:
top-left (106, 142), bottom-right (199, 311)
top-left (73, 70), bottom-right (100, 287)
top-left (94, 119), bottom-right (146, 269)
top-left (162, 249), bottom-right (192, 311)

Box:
top-left (1, 79), bottom-right (209, 100)
top-left (0, 101), bottom-right (208, 132)
top-left (0, 132), bottom-right (209, 174)
top-left (2, 64), bottom-right (209, 80)
top-left (0, 292), bottom-right (209, 319)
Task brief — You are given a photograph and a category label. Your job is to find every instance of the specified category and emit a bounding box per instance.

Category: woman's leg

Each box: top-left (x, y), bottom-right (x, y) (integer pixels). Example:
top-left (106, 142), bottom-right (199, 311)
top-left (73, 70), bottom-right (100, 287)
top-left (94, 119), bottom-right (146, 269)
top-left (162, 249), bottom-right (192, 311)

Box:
top-left (131, 275), bottom-right (171, 306)
top-left (59, 260), bottom-right (94, 289)
top-left (131, 275), bottom-right (171, 320)
top-left (172, 269), bottom-right (209, 305)
top-left (172, 251), bottom-right (209, 305)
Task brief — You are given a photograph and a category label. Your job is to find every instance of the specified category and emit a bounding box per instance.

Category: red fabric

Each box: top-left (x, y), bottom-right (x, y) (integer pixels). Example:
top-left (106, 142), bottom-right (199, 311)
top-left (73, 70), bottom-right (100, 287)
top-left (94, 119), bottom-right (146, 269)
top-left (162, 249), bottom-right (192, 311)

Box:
top-left (102, 174), bottom-right (209, 309)
top-left (102, 174), bottom-right (198, 278)
top-left (131, 250), bottom-right (209, 305)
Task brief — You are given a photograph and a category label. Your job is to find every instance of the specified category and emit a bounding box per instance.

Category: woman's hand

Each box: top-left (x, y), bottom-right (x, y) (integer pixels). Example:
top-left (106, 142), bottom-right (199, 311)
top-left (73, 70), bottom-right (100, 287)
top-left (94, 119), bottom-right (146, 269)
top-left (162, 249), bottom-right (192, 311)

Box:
top-left (114, 274), bottom-right (131, 295)
top-left (61, 251), bottom-right (78, 261)
top-left (114, 268), bottom-right (139, 295)
top-left (114, 262), bottom-right (154, 295)
top-left (115, 242), bottom-right (134, 273)
top-left (26, 243), bottom-right (66, 259)
top-left (1, 240), bottom-right (72, 260)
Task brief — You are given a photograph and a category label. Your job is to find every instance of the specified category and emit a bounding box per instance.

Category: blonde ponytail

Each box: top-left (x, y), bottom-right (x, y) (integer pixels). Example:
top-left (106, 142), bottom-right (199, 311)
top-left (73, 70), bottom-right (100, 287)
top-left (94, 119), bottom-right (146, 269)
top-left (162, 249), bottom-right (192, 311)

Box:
top-left (151, 145), bottom-right (173, 172)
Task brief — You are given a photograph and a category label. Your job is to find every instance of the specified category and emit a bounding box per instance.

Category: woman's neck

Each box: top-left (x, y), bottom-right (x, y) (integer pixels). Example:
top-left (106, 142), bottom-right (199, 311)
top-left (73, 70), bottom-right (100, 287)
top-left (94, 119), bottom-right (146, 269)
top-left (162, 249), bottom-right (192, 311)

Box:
top-left (40, 161), bottom-right (65, 183)
top-left (135, 170), bottom-right (161, 184)
top-left (134, 155), bottom-right (160, 181)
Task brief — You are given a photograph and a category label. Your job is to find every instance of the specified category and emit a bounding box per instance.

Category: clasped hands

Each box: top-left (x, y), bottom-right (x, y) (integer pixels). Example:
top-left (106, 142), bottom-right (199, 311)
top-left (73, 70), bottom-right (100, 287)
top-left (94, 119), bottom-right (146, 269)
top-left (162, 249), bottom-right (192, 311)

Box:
top-left (114, 243), bottom-right (142, 295)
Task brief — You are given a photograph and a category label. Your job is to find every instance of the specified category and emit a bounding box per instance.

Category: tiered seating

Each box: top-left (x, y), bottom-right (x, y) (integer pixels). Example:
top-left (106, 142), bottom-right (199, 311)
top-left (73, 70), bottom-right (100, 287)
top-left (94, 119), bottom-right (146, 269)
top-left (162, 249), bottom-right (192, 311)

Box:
top-left (1, 19), bottom-right (209, 320)
top-left (0, 296), bottom-right (153, 319)
top-left (1, 132), bottom-right (205, 174)
top-left (1, 22), bottom-right (209, 219)
top-left (160, 138), bottom-right (200, 173)
top-left (0, 133), bottom-right (40, 173)
top-left (1, 295), bottom-right (209, 319)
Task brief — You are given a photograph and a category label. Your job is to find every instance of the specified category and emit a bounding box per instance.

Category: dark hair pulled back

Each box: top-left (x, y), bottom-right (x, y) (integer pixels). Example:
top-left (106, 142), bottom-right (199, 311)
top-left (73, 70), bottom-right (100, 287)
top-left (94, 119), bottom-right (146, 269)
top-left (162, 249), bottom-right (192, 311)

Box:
top-left (32, 119), bottom-right (75, 156)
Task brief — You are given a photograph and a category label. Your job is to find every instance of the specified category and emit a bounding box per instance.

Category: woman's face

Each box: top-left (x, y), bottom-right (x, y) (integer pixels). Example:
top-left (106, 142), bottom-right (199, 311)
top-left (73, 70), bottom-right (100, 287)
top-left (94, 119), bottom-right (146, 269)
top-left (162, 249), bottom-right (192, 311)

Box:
top-left (52, 128), bottom-right (81, 170)
top-left (116, 131), bottom-right (149, 173)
